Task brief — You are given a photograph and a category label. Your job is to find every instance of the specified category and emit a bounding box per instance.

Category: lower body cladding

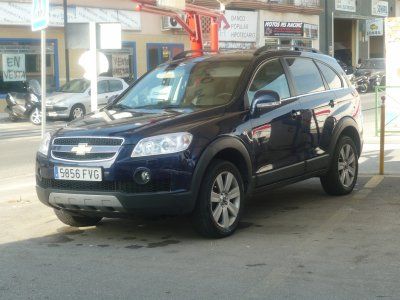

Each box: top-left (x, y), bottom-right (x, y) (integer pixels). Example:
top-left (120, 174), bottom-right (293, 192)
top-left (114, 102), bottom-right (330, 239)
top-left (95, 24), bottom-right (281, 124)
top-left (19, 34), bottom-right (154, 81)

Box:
top-left (36, 152), bottom-right (196, 216)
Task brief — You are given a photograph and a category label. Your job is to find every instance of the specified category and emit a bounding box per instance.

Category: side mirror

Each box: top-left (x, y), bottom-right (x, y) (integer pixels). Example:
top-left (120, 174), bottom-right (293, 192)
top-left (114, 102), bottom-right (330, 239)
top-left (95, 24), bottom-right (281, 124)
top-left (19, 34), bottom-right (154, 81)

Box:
top-left (250, 90), bottom-right (281, 115)
top-left (88, 90), bottom-right (91, 96)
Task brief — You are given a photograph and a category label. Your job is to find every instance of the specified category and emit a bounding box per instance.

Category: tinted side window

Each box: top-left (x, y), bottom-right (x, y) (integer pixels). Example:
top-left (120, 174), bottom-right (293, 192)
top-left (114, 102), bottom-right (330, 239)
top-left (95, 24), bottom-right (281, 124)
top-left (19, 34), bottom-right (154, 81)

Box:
top-left (98, 80), bottom-right (109, 94)
top-left (247, 59), bottom-right (290, 104)
top-left (109, 80), bottom-right (123, 92)
top-left (285, 58), bottom-right (325, 95)
top-left (316, 62), bottom-right (342, 90)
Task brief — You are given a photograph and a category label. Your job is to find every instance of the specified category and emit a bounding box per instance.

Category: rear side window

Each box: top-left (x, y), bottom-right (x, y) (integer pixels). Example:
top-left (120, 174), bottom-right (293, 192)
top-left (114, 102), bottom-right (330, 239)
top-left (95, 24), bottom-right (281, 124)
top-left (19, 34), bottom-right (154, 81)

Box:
top-left (109, 80), bottom-right (123, 92)
top-left (285, 58), bottom-right (325, 95)
top-left (247, 59), bottom-right (291, 104)
top-left (316, 62), bottom-right (342, 90)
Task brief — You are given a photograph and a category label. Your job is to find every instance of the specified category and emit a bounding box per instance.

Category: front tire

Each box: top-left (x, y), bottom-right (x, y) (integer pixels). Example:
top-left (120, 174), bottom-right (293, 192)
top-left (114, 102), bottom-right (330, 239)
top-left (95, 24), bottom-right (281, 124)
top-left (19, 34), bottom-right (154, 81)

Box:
top-left (320, 136), bottom-right (358, 196)
top-left (54, 209), bottom-right (102, 227)
top-left (192, 159), bottom-right (245, 238)
top-left (69, 104), bottom-right (86, 120)
top-left (29, 108), bottom-right (42, 125)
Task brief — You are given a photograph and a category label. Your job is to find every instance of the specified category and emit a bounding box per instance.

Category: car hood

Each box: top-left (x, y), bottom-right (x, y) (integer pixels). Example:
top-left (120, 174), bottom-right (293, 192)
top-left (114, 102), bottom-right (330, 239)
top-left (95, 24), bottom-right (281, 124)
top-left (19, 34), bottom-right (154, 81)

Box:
top-left (47, 92), bottom-right (86, 105)
top-left (55, 106), bottom-right (224, 144)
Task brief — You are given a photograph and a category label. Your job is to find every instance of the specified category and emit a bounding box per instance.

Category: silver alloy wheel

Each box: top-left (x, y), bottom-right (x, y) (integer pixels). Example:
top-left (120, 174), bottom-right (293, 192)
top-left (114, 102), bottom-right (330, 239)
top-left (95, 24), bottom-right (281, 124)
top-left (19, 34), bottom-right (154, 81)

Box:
top-left (72, 107), bottom-right (84, 119)
top-left (338, 144), bottom-right (356, 188)
top-left (30, 108), bottom-right (41, 125)
top-left (210, 171), bottom-right (240, 229)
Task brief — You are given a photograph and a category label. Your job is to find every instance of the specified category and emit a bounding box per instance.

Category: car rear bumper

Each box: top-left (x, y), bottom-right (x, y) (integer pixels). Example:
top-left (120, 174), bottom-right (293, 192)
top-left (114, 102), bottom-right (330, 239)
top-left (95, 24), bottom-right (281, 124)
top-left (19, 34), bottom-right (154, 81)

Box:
top-left (36, 185), bottom-right (195, 216)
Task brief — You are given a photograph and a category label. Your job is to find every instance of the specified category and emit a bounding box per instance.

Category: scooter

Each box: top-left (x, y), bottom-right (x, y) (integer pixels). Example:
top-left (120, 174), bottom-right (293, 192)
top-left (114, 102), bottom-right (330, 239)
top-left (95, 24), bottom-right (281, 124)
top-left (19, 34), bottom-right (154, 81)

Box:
top-left (4, 80), bottom-right (42, 125)
top-left (351, 75), bottom-right (369, 94)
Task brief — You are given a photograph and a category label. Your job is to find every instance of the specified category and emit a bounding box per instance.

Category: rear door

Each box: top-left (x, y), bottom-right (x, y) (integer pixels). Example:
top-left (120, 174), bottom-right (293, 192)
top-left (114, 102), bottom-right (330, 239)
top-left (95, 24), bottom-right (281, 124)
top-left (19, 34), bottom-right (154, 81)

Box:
top-left (285, 57), bottom-right (337, 172)
top-left (97, 80), bottom-right (110, 106)
top-left (249, 58), bottom-right (305, 187)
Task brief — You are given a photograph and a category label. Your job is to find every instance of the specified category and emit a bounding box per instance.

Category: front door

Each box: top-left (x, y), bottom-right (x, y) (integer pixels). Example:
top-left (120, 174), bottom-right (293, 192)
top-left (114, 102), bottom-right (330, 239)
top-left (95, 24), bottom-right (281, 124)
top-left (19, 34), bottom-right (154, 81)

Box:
top-left (248, 58), bottom-right (305, 187)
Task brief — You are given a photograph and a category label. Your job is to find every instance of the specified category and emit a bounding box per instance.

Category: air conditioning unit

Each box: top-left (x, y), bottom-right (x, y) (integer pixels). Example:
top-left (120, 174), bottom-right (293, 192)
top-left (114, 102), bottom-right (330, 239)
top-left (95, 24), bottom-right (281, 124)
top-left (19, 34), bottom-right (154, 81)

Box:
top-left (162, 16), bottom-right (183, 30)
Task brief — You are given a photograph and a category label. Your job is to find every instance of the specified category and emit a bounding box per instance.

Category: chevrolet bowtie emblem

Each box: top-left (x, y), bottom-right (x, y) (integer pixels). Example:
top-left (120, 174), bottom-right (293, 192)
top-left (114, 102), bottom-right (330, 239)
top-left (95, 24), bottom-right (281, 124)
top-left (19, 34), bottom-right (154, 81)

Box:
top-left (71, 143), bottom-right (92, 156)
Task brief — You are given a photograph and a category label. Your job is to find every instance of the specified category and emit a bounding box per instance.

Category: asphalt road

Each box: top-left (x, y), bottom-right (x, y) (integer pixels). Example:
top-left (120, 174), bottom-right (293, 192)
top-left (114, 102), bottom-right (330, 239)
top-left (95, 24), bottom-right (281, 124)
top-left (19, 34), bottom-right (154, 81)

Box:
top-left (1, 94), bottom-right (400, 299)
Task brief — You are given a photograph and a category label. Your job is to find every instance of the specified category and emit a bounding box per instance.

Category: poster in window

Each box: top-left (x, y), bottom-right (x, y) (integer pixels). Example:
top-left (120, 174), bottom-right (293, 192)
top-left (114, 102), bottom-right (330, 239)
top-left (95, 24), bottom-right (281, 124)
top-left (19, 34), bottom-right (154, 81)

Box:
top-left (2, 54), bottom-right (26, 82)
top-left (112, 54), bottom-right (130, 78)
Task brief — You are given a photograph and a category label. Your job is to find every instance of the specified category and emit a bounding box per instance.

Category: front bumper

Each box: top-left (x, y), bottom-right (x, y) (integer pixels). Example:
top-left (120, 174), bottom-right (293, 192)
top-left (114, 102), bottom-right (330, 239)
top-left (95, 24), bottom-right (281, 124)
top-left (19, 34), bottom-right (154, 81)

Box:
top-left (36, 185), bottom-right (195, 216)
top-left (46, 105), bottom-right (69, 118)
top-left (36, 148), bottom-right (197, 216)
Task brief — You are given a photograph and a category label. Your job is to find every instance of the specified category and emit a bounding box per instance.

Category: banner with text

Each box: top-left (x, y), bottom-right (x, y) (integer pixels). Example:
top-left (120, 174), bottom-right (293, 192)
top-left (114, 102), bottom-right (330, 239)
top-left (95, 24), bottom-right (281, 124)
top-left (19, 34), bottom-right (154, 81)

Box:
top-left (2, 54), bottom-right (26, 82)
top-left (335, 0), bottom-right (356, 12)
top-left (112, 54), bottom-right (130, 78)
top-left (219, 10), bottom-right (258, 43)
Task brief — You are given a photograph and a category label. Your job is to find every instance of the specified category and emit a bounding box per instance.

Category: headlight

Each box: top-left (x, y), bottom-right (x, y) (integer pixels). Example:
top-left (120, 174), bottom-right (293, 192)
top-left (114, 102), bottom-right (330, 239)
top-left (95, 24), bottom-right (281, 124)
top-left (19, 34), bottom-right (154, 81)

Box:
top-left (131, 132), bottom-right (193, 157)
top-left (38, 132), bottom-right (51, 156)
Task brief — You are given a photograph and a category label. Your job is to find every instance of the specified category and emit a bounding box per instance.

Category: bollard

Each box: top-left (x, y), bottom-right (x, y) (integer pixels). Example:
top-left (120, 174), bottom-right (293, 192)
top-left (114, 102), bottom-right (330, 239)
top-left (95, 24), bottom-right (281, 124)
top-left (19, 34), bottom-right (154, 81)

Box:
top-left (379, 95), bottom-right (386, 175)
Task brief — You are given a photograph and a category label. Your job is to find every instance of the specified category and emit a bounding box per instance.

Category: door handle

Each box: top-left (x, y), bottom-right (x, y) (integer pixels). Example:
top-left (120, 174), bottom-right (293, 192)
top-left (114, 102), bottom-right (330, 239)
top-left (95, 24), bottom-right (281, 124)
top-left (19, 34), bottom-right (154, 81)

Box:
top-left (329, 99), bottom-right (335, 108)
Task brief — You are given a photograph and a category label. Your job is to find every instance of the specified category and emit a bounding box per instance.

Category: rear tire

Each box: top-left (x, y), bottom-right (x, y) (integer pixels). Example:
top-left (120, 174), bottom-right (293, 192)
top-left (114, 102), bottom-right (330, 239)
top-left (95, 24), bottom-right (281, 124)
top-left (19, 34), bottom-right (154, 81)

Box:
top-left (192, 159), bottom-right (245, 238)
top-left (54, 209), bottom-right (102, 227)
top-left (320, 136), bottom-right (358, 196)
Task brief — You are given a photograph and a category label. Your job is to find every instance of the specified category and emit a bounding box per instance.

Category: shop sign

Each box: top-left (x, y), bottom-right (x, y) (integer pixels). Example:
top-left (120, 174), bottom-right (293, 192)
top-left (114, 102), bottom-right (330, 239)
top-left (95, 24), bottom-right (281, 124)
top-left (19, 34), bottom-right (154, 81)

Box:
top-left (384, 18), bottom-right (400, 131)
top-left (0, 3), bottom-right (141, 31)
top-left (335, 0), bottom-right (356, 12)
top-left (112, 54), bottom-right (130, 78)
top-left (219, 10), bottom-right (258, 43)
top-left (157, 0), bottom-right (185, 10)
top-left (2, 54), bottom-right (26, 82)
top-left (264, 22), bottom-right (319, 39)
top-left (366, 18), bottom-right (384, 36)
top-left (372, 0), bottom-right (389, 17)
top-left (264, 21), bottom-right (303, 37)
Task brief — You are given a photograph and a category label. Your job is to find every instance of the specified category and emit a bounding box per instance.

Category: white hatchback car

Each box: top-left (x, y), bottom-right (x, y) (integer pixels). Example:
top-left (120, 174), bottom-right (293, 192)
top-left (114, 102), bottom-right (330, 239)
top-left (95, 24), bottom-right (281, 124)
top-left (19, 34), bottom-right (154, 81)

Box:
top-left (46, 77), bottom-right (129, 120)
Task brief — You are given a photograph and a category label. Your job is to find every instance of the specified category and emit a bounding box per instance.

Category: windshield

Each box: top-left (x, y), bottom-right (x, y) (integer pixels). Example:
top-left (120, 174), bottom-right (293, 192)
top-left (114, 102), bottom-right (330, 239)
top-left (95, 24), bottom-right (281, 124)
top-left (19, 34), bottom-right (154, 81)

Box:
top-left (59, 79), bottom-right (90, 93)
top-left (113, 60), bottom-right (249, 109)
top-left (359, 60), bottom-right (385, 70)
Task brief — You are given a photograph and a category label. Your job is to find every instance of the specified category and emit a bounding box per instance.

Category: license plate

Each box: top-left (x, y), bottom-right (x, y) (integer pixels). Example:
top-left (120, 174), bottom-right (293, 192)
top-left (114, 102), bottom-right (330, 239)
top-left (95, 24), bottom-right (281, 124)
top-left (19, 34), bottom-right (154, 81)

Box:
top-left (54, 166), bottom-right (102, 181)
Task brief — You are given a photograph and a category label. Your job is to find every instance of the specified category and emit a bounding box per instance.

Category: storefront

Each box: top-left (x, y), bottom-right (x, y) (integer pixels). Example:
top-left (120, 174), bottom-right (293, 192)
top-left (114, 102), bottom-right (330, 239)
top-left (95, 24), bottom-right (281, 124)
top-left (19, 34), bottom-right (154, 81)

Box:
top-left (0, 1), bottom-right (189, 100)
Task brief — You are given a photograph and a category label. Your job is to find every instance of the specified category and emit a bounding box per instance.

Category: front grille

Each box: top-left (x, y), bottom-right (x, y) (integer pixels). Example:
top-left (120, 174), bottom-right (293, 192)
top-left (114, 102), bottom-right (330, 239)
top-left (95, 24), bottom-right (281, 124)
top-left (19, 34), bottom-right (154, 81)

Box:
top-left (53, 137), bottom-right (123, 146)
top-left (51, 136), bottom-right (124, 161)
top-left (38, 178), bottom-right (172, 194)
top-left (51, 152), bottom-right (115, 161)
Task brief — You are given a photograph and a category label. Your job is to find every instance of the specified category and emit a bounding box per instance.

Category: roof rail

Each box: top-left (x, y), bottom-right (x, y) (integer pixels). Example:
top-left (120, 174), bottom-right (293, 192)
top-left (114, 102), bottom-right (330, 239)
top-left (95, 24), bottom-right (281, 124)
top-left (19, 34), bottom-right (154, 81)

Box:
top-left (172, 50), bottom-right (218, 60)
top-left (254, 45), bottom-right (321, 56)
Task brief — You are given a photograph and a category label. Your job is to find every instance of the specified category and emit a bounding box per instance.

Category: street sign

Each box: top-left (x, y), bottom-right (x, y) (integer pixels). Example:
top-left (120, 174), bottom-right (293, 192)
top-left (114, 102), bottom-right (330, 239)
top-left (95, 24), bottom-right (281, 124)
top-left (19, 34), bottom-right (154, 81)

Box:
top-left (31, 0), bottom-right (50, 31)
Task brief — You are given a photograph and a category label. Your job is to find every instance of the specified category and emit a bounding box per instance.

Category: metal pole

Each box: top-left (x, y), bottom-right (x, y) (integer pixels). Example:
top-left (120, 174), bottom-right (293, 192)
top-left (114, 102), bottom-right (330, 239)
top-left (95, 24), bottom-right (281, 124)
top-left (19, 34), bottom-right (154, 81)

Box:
top-left (379, 95), bottom-right (386, 175)
top-left (63, 0), bottom-right (70, 82)
top-left (41, 29), bottom-right (47, 138)
top-left (89, 22), bottom-right (98, 112)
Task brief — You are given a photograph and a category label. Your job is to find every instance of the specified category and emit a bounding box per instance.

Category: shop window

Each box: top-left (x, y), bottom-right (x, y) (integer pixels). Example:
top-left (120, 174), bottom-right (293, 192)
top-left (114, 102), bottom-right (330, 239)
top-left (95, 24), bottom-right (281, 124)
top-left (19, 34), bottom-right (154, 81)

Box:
top-left (286, 58), bottom-right (325, 95)
top-left (0, 39), bottom-right (58, 92)
top-left (146, 44), bottom-right (184, 71)
top-left (247, 59), bottom-right (290, 104)
top-left (316, 61), bottom-right (342, 90)
top-left (102, 42), bottom-right (137, 83)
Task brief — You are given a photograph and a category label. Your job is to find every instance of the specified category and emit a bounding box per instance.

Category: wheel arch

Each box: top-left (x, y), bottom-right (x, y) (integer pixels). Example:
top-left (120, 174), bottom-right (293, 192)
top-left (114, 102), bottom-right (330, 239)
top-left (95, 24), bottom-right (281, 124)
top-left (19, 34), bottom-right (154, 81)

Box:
top-left (191, 136), bottom-right (253, 197)
top-left (329, 117), bottom-right (362, 158)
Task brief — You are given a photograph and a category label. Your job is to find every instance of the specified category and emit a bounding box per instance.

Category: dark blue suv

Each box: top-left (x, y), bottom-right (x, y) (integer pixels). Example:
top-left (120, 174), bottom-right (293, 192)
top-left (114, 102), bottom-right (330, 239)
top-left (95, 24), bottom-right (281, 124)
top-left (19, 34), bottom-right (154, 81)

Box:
top-left (36, 48), bottom-right (363, 238)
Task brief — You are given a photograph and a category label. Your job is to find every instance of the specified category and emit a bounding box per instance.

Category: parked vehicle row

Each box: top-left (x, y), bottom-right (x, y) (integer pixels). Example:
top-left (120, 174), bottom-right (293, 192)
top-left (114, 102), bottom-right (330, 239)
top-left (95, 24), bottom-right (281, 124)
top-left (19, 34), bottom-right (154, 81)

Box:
top-left (36, 47), bottom-right (363, 238)
top-left (3, 77), bottom-right (128, 125)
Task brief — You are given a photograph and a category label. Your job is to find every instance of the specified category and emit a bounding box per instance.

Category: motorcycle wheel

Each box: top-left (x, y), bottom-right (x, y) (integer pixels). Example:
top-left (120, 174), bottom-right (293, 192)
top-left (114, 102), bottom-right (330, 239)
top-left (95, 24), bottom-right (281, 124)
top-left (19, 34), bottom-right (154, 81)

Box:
top-left (358, 83), bottom-right (368, 94)
top-left (29, 108), bottom-right (42, 125)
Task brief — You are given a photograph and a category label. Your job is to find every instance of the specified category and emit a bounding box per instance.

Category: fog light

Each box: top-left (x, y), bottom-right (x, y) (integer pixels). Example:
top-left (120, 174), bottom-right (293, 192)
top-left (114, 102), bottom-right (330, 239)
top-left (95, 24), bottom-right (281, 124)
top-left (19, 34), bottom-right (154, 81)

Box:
top-left (134, 168), bottom-right (151, 185)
